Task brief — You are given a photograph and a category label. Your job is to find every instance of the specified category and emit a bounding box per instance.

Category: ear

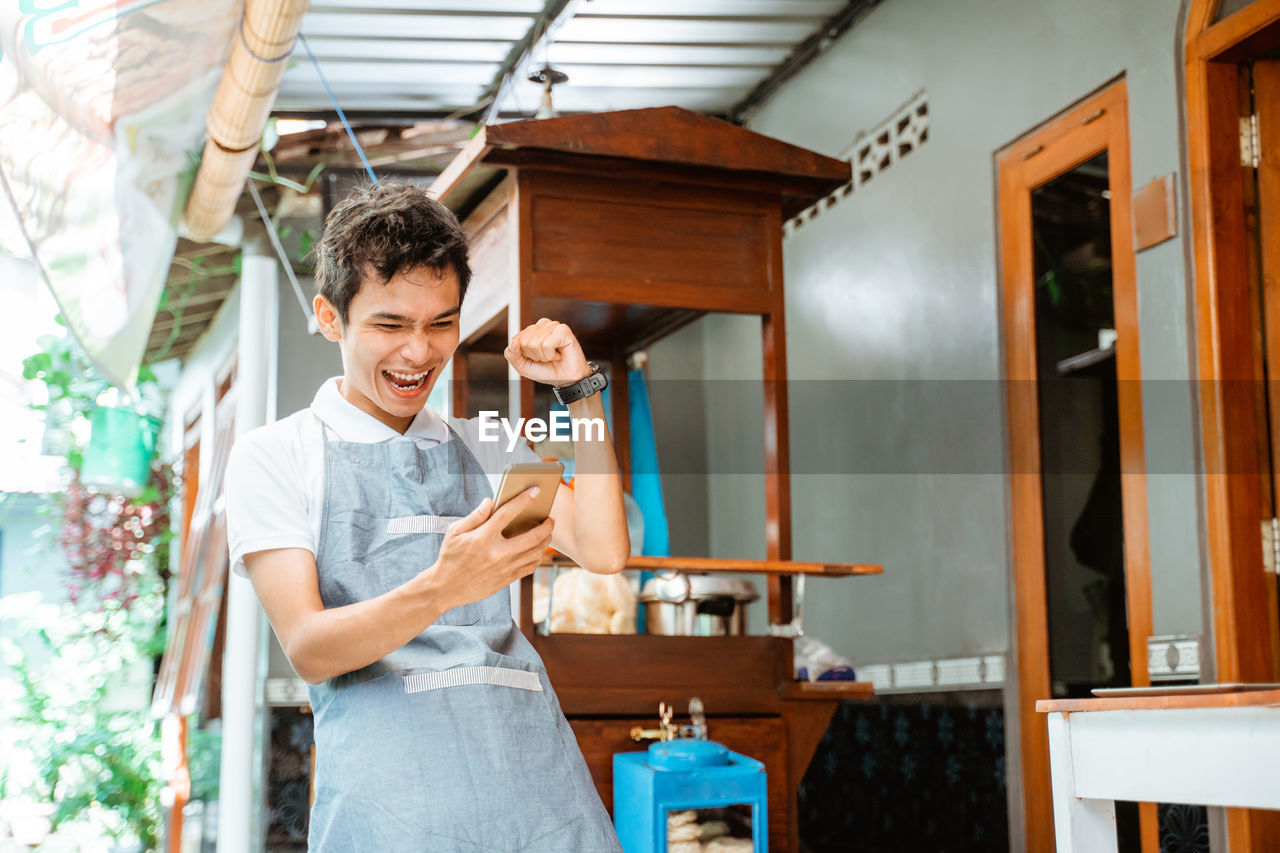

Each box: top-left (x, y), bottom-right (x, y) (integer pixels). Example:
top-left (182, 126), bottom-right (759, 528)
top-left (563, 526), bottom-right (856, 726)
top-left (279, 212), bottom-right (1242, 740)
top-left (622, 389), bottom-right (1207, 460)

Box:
top-left (314, 295), bottom-right (343, 342)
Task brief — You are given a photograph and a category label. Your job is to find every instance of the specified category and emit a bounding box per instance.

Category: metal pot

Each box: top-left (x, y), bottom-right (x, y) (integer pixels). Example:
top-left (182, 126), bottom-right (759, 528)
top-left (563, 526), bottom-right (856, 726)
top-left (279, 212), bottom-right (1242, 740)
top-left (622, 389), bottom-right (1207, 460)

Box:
top-left (639, 573), bottom-right (759, 636)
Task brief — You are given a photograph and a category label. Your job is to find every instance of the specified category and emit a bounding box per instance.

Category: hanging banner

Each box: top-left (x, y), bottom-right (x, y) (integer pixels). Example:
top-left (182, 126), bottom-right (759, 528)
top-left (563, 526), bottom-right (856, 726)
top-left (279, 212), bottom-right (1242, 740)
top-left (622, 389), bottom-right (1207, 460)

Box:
top-left (0, 0), bottom-right (243, 388)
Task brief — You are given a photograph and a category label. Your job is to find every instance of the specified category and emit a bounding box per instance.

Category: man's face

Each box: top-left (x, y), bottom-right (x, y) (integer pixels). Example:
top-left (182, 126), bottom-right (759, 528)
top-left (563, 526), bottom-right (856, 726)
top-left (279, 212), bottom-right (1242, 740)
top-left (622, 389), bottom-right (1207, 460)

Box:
top-left (318, 264), bottom-right (462, 433)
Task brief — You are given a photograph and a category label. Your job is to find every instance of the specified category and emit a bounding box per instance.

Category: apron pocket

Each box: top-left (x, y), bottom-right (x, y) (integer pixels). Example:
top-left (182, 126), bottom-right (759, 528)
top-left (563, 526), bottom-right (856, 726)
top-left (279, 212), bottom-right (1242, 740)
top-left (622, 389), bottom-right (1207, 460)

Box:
top-left (397, 658), bottom-right (581, 850)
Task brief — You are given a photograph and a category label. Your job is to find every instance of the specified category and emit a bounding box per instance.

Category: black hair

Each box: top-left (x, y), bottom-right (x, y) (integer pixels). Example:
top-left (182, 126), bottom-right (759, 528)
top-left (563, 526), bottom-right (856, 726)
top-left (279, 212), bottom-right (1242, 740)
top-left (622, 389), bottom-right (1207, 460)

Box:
top-left (314, 182), bottom-right (470, 323)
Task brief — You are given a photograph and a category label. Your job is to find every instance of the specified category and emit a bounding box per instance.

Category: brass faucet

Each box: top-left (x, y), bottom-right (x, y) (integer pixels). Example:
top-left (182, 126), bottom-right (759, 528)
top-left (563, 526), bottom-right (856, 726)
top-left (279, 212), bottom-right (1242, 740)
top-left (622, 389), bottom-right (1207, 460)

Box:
top-left (630, 702), bottom-right (678, 742)
top-left (629, 698), bottom-right (709, 743)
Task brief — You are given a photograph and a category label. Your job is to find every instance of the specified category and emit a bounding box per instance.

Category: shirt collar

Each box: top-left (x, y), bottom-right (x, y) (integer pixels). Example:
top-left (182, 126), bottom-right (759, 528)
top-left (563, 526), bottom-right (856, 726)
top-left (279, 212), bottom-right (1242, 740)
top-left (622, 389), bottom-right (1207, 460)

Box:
top-left (311, 376), bottom-right (448, 445)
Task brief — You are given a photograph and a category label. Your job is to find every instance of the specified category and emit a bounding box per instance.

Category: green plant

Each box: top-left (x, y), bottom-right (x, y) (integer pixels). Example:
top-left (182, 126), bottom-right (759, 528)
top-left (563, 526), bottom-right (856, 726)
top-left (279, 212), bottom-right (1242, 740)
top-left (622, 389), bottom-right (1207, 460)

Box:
top-left (22, 330), bottom-right (174, 610)
top-left (0, 589), bottom-right (166, 850)
top-left (151, 253), bottom-right (241, 364)
top-left (186, 726), bottom-right (221, 803)
top-left (3, 327), bottom-right (177, 849)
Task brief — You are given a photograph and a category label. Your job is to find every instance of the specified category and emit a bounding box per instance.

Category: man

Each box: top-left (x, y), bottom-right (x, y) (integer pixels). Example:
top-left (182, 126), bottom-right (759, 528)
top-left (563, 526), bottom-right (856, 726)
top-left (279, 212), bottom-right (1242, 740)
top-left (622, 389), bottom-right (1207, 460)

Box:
top-left (226, 182), bottom-right (629, 851)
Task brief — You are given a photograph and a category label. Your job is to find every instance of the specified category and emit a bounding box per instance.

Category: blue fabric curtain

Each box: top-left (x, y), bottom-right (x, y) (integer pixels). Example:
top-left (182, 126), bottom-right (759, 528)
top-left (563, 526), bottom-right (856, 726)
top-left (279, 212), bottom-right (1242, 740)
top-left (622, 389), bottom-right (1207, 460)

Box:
top-left (628, 367), bottom-right (669, 557)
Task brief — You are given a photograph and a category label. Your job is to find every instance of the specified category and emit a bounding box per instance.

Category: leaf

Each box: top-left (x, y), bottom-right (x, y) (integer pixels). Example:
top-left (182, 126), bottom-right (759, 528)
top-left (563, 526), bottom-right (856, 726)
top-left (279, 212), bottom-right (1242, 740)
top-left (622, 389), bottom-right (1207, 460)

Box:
top-left (133, 486), bottom-right (161, 505)
top-left (301, 160), bottom-right (326, 192)
top-left (248, 170), bottom-right (310, 194)
top-left (23, 351), bottom-right (52, 377)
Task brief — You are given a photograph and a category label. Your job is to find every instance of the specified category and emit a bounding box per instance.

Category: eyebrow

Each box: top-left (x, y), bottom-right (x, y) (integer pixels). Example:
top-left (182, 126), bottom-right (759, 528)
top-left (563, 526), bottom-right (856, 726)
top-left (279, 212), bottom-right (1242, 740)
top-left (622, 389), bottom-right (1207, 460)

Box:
top-left (366, 307), bottom-right (460, 323)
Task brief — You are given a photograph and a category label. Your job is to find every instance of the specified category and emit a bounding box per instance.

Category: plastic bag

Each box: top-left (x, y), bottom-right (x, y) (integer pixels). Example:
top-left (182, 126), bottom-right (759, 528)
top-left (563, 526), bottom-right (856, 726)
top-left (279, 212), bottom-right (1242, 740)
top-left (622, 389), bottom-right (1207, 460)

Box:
top-left (794, 635), bottom-right (857, 682)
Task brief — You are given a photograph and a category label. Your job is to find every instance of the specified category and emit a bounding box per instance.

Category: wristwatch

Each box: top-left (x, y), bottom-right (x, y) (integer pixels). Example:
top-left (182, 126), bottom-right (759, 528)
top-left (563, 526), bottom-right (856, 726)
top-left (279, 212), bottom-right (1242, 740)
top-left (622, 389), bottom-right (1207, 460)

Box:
top-left (553, 362), bottom-right (608, 405)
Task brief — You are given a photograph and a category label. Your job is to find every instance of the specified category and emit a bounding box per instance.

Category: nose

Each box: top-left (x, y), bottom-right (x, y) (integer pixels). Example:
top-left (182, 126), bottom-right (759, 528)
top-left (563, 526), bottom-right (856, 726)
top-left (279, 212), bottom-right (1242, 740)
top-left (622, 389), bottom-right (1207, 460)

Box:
top-left (400, 330), bottom-right (432, 365)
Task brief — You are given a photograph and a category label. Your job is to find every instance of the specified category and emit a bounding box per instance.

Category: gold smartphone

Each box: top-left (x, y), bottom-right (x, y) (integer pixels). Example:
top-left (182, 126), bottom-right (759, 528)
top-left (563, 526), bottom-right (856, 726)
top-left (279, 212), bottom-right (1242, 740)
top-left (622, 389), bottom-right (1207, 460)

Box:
top-left (493, 461), bottom-right (564, 536)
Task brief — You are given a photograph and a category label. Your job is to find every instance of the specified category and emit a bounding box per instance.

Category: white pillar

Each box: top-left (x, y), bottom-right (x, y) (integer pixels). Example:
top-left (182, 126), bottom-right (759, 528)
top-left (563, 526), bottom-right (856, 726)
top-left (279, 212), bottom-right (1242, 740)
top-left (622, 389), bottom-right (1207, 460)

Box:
top-left (217, 251), bottom-right (277, 853)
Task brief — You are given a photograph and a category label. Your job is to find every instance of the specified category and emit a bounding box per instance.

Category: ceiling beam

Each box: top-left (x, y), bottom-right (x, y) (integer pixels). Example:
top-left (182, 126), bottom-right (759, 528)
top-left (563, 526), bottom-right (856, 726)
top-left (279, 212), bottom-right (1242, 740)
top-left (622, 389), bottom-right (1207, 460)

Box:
top-left (301, 12), bottom-right (534, 40)
top-left (730, 0), bottom-right (881, 125)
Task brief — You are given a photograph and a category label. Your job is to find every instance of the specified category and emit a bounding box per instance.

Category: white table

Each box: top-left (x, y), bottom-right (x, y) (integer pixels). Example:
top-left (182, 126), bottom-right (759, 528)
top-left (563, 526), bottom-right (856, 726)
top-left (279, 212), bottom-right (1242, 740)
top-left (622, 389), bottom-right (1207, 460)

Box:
top-left (1037, 687), bottom-right (1280, 851)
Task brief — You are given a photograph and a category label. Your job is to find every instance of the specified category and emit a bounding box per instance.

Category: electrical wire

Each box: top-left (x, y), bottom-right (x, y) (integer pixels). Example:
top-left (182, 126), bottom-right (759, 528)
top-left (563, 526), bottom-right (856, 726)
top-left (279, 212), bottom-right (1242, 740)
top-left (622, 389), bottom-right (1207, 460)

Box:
top-left (298, 34), bottom-right (377, 184)
top-left (246, 178), bottom-right (317, 333)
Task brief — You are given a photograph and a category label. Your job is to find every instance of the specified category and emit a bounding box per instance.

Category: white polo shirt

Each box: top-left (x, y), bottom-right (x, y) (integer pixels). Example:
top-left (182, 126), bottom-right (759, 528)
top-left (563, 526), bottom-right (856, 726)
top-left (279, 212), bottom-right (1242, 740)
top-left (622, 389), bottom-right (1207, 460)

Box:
top-left (225, 376), bottom-right (539, 577)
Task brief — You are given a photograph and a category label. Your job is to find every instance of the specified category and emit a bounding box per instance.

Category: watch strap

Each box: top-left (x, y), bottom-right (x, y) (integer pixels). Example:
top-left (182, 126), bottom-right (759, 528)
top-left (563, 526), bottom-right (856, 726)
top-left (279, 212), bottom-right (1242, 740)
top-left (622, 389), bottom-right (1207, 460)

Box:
top-left (553, 364), bottom-right (608, 405)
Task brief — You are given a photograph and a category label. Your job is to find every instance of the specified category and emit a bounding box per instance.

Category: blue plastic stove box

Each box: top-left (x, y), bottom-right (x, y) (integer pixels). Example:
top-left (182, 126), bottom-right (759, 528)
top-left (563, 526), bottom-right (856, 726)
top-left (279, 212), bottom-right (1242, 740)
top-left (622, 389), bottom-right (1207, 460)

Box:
top-left (613, 739), bottom-right (768, 853)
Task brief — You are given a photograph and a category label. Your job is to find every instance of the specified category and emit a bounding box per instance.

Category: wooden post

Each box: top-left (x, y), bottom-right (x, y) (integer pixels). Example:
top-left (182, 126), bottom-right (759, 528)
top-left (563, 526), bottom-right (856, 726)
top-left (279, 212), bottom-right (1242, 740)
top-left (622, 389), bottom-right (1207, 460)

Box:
top-left (515, 174), bottom-right (537, 633)
top-left (763, 308), bottom-right (793, 623)
top-left (611, 353), bottom-right (632, 494)
top-left (450, 350), bottom-right (470, 418)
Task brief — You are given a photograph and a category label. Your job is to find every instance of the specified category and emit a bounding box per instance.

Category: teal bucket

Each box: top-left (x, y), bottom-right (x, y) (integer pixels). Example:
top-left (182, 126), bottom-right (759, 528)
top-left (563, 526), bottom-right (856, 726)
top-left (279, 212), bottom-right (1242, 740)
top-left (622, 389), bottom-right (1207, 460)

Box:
top-left (80, 406), bottom-right (162, 496)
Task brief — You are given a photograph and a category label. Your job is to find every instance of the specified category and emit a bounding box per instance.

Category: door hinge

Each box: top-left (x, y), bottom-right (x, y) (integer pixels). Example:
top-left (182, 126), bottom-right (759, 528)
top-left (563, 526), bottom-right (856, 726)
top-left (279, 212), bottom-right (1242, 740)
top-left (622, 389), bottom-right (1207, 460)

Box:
top-left (1263, 518), bottom-right (1279, 573)
top-left (1241, 113), bottom-right (1260, 168)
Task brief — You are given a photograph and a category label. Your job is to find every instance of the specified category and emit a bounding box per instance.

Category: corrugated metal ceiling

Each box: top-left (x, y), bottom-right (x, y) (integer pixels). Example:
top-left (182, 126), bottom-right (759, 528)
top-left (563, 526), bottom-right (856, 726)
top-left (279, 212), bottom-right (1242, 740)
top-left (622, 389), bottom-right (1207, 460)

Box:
top-left (276, 0), bottom-right (861, 121)
top-left (148, 0), bottom-right (878, 364)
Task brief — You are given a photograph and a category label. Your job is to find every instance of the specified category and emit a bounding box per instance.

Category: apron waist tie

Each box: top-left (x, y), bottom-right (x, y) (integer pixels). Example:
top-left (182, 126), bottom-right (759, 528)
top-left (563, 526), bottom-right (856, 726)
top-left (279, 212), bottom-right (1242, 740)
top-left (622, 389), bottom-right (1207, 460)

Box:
top-left (386, 514), bottom-right (464, 535)
top-left (403, 665), bottom-right (543, 694)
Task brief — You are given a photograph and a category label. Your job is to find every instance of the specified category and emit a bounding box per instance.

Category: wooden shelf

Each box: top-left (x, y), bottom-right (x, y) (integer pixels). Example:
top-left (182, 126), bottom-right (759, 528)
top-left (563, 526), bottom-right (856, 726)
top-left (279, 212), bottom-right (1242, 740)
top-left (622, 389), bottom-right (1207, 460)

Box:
top-left (543, 556), bottom-right (882, 576)
top-left (781, 680), bottom-right (876, 701)
top-left (623, 555), bottom-right (882, 577)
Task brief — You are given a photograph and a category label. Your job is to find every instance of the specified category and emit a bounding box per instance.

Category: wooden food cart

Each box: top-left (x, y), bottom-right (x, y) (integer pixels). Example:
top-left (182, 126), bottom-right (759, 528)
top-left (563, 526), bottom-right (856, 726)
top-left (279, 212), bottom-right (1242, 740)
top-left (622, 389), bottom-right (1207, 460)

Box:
top-left (431, 107), bottom-right (879, 853)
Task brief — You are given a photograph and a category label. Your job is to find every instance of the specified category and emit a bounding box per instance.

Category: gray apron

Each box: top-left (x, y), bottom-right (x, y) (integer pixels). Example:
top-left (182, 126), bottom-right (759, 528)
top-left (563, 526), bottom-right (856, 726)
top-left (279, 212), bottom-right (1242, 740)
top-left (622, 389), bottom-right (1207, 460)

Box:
top-left (306, 422), bottom-right (622, 853)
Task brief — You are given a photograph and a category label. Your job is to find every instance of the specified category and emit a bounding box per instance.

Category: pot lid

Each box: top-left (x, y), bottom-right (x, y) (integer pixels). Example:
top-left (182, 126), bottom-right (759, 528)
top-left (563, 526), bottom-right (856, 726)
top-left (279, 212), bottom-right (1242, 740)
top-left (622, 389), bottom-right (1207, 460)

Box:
top-left (647, 738), bottom-right (730, 772)
top-left (639, 573), bottom-right (760, 603)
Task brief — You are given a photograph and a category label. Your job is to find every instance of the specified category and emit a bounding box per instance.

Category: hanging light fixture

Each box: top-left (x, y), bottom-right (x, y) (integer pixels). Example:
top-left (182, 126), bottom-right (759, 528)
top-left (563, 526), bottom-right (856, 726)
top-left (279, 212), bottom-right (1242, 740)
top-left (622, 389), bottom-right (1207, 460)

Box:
top-left (528, 65), bottom-right (569, 119)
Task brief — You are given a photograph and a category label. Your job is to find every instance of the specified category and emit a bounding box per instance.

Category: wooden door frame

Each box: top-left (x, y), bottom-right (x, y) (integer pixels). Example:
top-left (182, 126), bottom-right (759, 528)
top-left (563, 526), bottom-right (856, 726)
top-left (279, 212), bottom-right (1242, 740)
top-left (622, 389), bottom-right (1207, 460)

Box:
top-left (1184, 1), bottom-right (1280, 848)
top-left (997, 79), bottom-right (1154, 853)
top-left (1184, 0), bottom-right (1280, 684)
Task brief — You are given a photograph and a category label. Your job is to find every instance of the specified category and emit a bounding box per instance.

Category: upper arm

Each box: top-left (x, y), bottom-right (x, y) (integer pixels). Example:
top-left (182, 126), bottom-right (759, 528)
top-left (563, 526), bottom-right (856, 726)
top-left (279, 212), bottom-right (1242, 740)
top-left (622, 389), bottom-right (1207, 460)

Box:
top-left (225, 429), bottom-right (314, 577)
top-left (225, 427), bottom-right (323, 676)
top-left (243, 547), bottom-right (325, 677)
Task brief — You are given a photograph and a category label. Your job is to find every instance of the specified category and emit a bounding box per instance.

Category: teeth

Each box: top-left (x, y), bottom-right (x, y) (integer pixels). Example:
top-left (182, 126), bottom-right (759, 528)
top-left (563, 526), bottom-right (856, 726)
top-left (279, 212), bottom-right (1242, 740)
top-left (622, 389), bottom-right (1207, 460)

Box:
top-left (384, 369), bottom-right (428, 390)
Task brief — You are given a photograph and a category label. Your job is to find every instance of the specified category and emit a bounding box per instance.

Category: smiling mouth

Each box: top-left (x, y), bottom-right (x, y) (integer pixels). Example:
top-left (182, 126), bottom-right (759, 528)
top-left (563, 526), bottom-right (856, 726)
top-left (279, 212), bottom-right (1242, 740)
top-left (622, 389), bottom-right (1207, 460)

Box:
top-left (383, 368), bottom-right (430, 393)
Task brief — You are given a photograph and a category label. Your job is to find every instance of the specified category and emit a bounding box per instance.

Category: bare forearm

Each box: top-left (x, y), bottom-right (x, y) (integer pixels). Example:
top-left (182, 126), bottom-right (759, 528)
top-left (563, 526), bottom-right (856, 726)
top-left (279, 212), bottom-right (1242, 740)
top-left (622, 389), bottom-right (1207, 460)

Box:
top-left (567, 393), bottom-right (630, 573)
top-left (289, 577), bottom-right (442, 684)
